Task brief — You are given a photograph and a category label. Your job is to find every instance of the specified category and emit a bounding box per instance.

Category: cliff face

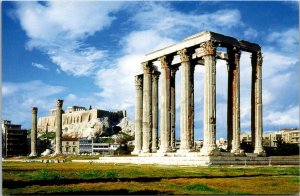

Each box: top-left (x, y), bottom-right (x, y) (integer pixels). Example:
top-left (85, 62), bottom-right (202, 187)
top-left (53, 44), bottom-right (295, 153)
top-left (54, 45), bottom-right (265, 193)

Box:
top-left (37, 107), bottom-right (134, 138)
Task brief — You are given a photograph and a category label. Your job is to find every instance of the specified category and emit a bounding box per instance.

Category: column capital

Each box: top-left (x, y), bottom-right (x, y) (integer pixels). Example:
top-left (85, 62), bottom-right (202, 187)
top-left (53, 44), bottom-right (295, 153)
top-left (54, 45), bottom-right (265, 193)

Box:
top-left (32, 107), bottom-right (38, 113)
top-left (170, 65), bottom-right (179, 75)
top-left (135, 74), bottom-right (143, 89)
top-left (152, 71), bottom-right (161, 81)
top-left (158, 55), bottom-right (172, 69)
top-left (177, 48), bottom-right (191, 62)
top-left (200, 40), bottom-right (216, 56)
top-left (142, 61), bottom-right (153, 74)
top-left (56, 99), bottom-right (64, 107)
top-left (251, 51), bottom-right (263, 66)
top-left (257, 51), bottom-right (263, 66)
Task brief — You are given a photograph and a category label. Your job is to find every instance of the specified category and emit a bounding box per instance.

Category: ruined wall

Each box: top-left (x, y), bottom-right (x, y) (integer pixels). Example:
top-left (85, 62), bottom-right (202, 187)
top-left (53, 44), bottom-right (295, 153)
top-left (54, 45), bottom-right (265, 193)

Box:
top-left (37, 107), bottom-right (125, 138)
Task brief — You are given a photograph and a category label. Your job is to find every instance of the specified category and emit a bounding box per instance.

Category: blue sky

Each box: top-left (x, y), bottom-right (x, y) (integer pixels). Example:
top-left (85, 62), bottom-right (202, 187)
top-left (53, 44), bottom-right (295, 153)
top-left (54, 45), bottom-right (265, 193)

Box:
top-left (2, 1), bottom-right (299, 140)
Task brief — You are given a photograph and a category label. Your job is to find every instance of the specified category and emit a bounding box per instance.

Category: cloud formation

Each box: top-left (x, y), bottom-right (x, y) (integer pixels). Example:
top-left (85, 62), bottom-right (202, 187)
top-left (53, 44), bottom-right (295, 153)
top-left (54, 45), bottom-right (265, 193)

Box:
top-left (2, 81), bottom-right (66, 127)
top-left (15, 1), bottom-right (122, 76)
top-left (6, 2), bottom-right (299, 136)
top-left (32, 62), bottom-right (48, 70)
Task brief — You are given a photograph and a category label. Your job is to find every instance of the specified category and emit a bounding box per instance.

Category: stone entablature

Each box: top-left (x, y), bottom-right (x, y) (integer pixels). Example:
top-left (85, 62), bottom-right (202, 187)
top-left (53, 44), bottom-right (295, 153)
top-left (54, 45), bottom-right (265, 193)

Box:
top-left (133, 31), bottom-right (265, 156)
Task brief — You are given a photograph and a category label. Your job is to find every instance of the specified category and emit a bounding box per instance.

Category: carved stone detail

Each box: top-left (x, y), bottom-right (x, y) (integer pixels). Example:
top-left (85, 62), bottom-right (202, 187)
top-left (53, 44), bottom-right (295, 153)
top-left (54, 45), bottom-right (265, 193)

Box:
top-left (135, 75), bottom-right (143, 90)
top-left (159, 56), bottom-right (172, 69)
top-left (257, 51), bottom-right (263, 66)
top-left (142, 62), bottom-right (153, 74)
top-left (152, 71), bottom-right (161, 81)
top-left (32, 107), bottom-right (38, 113)
top-left (201, 40), bottom-right (216, 56)
top-left (57, 100), bottom-right (64, 107)
top-left (234, 49), bottom-right (241, 67)
top-left (177, 49), bottom-right (190, 62)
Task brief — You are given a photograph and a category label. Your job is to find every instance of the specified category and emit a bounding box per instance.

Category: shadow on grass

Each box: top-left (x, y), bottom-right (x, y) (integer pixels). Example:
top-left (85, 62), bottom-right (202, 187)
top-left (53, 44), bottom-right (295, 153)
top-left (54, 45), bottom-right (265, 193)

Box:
top-left (45, 189), bottom-right (165, 195)
top-left (3, 174), bottom-right (269, 189)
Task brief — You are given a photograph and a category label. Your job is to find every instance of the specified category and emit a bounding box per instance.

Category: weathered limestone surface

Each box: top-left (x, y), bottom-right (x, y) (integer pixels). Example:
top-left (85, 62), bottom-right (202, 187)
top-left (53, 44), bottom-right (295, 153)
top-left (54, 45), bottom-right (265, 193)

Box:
top-left (228, 49), bottom-right (243, 154)
top-left (29, 107), bottom-right (38, 157)
top-left (55, 99), bottom-right (63, 155)
top-left (142, 62), bottom-right (153, 153)
top-left (152, 71), bottom-right (160, 152)
top-left (200, 41), bottom-right (219, 156)
top-left (170, 66), bottom-right (178, 151)
top-left (132, 74), bottom-right (143, 154)
top-left (158, 56), bottom-right (171, 153)
top-left (253, 52), bottom-right (265, 155)
top-left (134, 31), bottom-right (264, 157)
top-left (178, 49), bottom-right (192, 153)
top-left (38, 108), bottom-right (125, 138)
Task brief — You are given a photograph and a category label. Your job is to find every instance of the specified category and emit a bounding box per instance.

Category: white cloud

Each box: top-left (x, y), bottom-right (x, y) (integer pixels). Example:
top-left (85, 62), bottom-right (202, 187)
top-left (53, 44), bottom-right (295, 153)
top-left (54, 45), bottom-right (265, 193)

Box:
top-left (131, 3), bottom-right (242, 38)
top-left (243, 28), bottom-right (258, 39)
top-left (14, 1), bottom-right (122, 76)
top-left (266, 28), bottom-right (298, 52)
top-left (32, 62), bottom-right (48, 70)
top-left (264, 106), bottom-right (299, 127)
top-left (2, 81), bottom-right (66, 128)
top-left (92, 3), bottom-right (244, 125)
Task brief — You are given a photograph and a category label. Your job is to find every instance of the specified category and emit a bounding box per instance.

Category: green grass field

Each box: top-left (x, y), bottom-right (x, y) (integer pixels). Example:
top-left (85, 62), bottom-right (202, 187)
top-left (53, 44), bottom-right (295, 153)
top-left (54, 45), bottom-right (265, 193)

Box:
top-left (2, 161), bottom-right (300, 195)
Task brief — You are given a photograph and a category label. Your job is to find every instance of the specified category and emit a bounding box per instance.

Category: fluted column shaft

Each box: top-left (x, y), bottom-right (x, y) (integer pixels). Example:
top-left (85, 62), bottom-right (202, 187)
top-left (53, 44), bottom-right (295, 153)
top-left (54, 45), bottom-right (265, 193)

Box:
top-left (230, 49), bottom-right (242, 154)
top-left (152, 71), bottom-right (160, 152)
top-left (251, 52), bottom-right (264, 155)
top-left (55, 99), bottom-right (63, 154)
top-left (170, 66), bottom-right (178, 151)
top-left (142, 62), bottom-right (153, 153)
top-left (132, 74), bottom-right (143, 154)
top-left (178, 49), bottom-right (192, 152)
top-left (158, 56), bottom-right (171, 153)
top-left (30, 107), bottom-right (38, 157)
top-left (200, 41), bottom-right (219, 156)
top-left (227, 57), bottom-right (233, 151)
top-left (190, 65), bottom-right (195, 149)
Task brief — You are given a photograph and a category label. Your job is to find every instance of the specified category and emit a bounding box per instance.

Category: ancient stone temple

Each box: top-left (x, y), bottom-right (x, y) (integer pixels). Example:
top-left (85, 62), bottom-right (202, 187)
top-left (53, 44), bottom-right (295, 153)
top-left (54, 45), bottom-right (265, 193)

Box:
top-left (133, 31), bottom-right (265, 156)
top-left (38, 105), bottom-right (127, 138)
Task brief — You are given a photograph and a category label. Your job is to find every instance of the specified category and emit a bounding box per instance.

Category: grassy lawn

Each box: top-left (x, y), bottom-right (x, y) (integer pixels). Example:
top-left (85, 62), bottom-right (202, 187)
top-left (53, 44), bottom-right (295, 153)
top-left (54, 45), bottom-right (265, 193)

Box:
top-left (2, 161), bottom-right (299, 195)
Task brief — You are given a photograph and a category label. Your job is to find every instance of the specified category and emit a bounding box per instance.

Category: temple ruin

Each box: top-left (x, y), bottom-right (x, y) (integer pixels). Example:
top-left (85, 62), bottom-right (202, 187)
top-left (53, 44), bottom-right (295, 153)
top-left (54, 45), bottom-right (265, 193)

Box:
top-left (133, 31), bottom-right (265, 156)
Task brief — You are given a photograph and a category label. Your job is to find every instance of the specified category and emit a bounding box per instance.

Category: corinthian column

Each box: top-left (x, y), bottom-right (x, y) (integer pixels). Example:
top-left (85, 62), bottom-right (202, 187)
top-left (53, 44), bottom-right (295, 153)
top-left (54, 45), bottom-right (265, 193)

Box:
top-left (132, 74), bottom-right (143, 155)
top-left (142, 62), bottom-right (153, 153)
top-left (251, 51), bottom-right (265, 156)
top-left (152, 70), bottom-right (160, 153)
top-left (200, 41), bottom-right (219, 156)
top-left (29, 107), bottom-right (38, 157)
top-left (229, 49), bottom-right (242, 154)
top-left (170, 66), bottom-right (179, 151)
top-left (158, 56), bottom-right (172, 153)
top-left (190, 64), bottom-right (195, 150)
top-left (55, 99), bottom-right (63, 155)
top-left (178, 49), bottom-right (192, 153)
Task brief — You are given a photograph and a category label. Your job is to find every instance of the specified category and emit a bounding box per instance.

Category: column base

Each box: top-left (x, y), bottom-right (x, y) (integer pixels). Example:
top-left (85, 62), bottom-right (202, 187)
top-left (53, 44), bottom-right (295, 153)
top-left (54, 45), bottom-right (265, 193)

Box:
top-left (254, 147), bottom-right (266, 156)
top-left (177, 148), bottom-right (193, 154)
top-left (142, 149), bottom-right (151, 154)
top-left (157, 147), bottom-right (172, 154)
top-left (53, 152), bottom-right (62, 156)
top-left (200, 145), bottom-right (220, 156)
top-left (131, 149), bottom-right (142, 155)
top-left (151, 147), bottom-right (158, 153)
top-left (230, 148), bottom-right (245, 156)
top-left (29, 152), bottom-right (37, 157)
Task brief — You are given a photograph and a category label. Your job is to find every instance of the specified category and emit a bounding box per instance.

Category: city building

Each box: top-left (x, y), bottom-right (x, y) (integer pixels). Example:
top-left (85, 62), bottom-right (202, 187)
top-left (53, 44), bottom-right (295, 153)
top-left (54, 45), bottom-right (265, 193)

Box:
top-left (62, 138), bottom-right (79, 154)
top-left (79, 138), bottom-right (93, 154)
top-left (79, 138), bottom-right (120, 155)
top-left (241, 128), bottom-right (300, 147)
top-left (2, 120), bottom-right (28, 157)
top-left (282, 128), bottom-right (300, 144)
